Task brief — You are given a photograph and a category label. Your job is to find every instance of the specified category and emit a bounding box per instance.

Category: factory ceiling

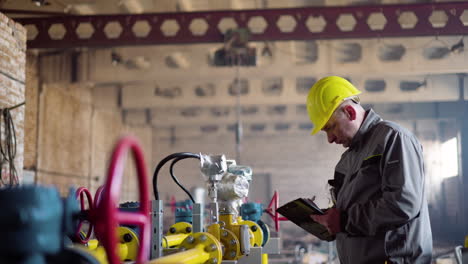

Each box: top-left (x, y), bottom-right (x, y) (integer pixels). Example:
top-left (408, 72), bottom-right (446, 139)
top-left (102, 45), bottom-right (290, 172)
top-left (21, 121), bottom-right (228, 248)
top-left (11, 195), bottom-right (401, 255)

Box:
top-left (1, 0), bottom-right (468, 134)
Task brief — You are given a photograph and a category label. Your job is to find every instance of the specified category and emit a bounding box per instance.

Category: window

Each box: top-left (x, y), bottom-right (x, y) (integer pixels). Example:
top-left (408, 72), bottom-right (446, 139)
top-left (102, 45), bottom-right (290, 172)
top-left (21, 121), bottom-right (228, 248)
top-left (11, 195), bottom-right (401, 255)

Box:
top-left (440, 137), bottom-right (459, 179)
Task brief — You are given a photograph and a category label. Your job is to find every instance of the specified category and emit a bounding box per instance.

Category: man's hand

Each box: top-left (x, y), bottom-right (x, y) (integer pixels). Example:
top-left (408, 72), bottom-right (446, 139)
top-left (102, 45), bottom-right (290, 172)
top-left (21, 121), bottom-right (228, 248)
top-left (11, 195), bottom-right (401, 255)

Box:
top-left (310, 207), bottom-right (341, 235)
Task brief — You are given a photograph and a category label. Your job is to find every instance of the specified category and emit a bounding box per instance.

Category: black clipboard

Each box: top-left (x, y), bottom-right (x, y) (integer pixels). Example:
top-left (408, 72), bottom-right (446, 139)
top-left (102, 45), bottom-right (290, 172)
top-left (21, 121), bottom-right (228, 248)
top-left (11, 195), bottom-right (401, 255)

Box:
top-left (277, 198), bottom-right (335, 241)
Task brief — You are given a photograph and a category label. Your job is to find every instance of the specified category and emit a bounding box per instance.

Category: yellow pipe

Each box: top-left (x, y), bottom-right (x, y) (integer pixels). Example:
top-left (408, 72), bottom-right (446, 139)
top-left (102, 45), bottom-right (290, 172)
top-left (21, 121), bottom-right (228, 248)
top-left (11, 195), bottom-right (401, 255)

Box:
top-left (83, 242), bottom-right (129, 264)
top-left (117, 243), bottom-right (129, 260)
top-left (149, 246), bottom-right (211, 264)
top-left (262, 253), bottom-right (268, 264)
top-left (162, 234), bottom-right (190, 248)
top-left (87, 239), bottom-right (99, 250)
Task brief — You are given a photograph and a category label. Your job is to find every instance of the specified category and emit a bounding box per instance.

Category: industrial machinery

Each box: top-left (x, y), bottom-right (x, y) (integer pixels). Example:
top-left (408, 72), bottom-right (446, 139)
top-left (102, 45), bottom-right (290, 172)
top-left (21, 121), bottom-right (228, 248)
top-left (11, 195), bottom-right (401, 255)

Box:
top-left (0, 137), bottom-right (281, 264)
top-left (151, 152), bottom-right (281, 264)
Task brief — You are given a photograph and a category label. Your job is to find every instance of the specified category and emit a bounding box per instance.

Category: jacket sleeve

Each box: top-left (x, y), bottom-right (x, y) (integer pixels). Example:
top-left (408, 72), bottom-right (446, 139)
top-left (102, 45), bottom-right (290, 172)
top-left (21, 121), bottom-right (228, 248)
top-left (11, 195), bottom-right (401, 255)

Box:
top-left (344, 131), bottom-right (425, 236)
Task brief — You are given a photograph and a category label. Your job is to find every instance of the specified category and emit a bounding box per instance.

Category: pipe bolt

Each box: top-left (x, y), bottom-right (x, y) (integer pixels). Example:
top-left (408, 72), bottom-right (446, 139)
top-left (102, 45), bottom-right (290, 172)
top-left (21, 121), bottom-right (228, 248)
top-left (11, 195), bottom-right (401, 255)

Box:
top-left (123, 233), bottom-right (133, 243)
top-left (186, 236), bottom-right (194, 243)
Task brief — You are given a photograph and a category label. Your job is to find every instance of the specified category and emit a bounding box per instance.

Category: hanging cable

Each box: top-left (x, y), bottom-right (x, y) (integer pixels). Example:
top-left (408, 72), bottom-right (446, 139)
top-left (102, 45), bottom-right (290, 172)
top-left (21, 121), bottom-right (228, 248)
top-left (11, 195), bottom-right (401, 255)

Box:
top-left (0, 102), bottom-right (25, 186)
top-left (152, 152), bottom-right (200, 200)
top-left (169, 156), bottom-right (199, 203)
top-left (234, 59), bottom-right (242, 164)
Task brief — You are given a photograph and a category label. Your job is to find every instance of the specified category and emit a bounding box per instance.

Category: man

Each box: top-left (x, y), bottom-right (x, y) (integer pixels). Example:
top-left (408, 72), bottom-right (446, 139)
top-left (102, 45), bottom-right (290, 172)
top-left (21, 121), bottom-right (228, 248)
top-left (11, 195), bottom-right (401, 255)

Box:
top-left (306, 76), bottom-right (432, 264)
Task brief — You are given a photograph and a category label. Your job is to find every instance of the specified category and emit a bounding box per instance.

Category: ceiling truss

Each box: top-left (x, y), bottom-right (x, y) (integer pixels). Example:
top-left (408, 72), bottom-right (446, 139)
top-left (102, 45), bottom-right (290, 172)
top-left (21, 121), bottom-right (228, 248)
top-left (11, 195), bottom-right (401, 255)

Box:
top-left (14, 2), bottom-right (468, 49)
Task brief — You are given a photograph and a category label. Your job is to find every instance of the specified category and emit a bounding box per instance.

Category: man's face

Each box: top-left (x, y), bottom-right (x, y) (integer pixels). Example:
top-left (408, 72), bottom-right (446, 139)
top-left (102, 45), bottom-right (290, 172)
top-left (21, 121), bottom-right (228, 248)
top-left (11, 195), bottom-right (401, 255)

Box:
top-left (321, 108), bottom-right (358, 148)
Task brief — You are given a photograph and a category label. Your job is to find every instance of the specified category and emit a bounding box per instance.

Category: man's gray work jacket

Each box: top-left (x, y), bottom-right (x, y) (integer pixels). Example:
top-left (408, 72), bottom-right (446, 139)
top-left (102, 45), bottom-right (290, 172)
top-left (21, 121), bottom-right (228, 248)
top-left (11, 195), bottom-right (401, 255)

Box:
top-left (332, 109), bottom-right (432, 264)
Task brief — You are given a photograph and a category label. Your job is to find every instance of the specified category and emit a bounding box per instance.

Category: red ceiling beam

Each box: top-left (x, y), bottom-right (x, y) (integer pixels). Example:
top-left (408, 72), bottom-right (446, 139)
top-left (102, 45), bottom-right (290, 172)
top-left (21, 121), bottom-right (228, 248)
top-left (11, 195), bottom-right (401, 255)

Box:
top-left (14, 2), bottom-right (468, 49)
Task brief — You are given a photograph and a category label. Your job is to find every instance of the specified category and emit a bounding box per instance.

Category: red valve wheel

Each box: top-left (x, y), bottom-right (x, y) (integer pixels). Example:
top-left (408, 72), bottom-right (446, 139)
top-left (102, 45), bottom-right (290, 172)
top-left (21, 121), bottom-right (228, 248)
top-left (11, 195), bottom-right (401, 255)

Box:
top-left (93, 136), bottom-right (150, 264)
top-left (265, 190), bottom-right (288, 232)
top-left (75, 187), bottom-right (94, 244)
top-left (93, 185), bottom-right (104, 209)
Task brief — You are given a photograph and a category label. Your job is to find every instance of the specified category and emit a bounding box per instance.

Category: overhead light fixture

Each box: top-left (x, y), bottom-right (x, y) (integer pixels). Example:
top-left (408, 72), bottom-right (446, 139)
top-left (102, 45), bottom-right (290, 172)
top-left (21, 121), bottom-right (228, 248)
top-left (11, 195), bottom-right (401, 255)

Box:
top-left (165, 52), bottom-right (190, 69)
top-left (424, 37), bottom-right (464, 60)
top-left (126, 56), bottom-right (151, 70)
top-left (424, 46), bottom-right (450, 60)
top-left (119, 0), bottom-right (144, 14)
top-left (111, 51), bottom-right (123, 66)
top-left (176, 0), bottom-right (192, 11)
top-left (32, 0), bottom-right (50, 7)
top-left (379, 44), bottom-right (406, 61)
top-left (69, 4), bottom-right (97, 15)
top-left (261, 42), bottom-right (273, 57)
top-left (400, 80), bottom-right (427, 91)
top-left (450, 38), bottom-right (464, 53)
top-left (155, 86), bottom-right (182, 99)
top-left (213, 28), bottom-right (256, 66)
top-left (365, 79), bottom-right (386, 92)
top-left (111, 51), bottom-right (151, 70)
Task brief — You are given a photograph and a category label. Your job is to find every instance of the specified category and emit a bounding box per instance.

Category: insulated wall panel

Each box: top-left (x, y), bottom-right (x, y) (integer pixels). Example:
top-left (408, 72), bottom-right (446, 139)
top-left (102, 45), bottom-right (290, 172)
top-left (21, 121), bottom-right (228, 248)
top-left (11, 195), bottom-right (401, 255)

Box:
top-left (37, 84), bottom-right (92, 186)
top-left (24, 53), bottom-right (38, 170)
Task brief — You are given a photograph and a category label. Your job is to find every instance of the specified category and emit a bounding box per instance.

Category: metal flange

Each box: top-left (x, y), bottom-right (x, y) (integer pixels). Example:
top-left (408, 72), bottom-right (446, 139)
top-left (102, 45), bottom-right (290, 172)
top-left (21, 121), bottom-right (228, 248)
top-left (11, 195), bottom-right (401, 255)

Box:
top-left (179, 233), bottom-right (222, 264)
top-left (218, 229), bottom-right (240, 260)
top-left (117, 226), bottom-right (139, 261)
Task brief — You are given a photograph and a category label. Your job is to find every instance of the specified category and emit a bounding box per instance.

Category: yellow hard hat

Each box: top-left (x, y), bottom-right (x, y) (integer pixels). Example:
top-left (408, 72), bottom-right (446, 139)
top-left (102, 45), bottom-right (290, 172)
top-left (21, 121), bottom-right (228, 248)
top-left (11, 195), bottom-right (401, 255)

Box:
top-left (306, 76), bottom-right (361, 135)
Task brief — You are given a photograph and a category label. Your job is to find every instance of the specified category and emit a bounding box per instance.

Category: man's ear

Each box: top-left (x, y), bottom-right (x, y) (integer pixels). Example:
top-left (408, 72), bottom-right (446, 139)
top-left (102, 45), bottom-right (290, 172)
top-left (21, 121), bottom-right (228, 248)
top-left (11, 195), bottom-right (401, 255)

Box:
top-left (343, 105), bottom-right (356, 121)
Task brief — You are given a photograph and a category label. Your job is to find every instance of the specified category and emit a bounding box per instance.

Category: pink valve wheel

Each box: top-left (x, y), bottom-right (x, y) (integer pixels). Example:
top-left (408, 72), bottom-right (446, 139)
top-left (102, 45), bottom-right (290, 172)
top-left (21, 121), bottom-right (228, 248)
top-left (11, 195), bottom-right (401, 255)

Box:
top-left (93, 186), bottom-right (104, 209)
top-left (265, 190), bottom-right (288, 232)
top-left (92, 136), bottom-right (150, 264)
top-left (75, 187), bottom-right (94, 244)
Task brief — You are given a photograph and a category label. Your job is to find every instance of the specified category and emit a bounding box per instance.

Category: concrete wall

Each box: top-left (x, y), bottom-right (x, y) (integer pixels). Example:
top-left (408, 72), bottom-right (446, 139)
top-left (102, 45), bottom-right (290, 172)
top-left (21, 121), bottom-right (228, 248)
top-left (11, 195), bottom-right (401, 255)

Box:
top-left (0, 12), bottom-right (26, 185)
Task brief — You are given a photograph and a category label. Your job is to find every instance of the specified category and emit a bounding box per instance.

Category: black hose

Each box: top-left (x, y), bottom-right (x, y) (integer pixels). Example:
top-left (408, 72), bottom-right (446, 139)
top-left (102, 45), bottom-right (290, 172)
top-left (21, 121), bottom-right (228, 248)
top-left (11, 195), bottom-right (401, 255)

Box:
top-left (152, 152), bottom-right (200, 200)
top-left (169, 156), bottom-right (199, 203)
top-left (0, 107), bottom-right (19, 186)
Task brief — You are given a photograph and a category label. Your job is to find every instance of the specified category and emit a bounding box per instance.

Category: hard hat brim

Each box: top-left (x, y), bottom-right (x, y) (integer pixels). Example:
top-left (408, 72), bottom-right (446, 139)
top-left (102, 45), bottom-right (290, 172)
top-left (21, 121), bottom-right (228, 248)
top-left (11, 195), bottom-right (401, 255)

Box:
top-left (311, 126), bottom-right (320, 135)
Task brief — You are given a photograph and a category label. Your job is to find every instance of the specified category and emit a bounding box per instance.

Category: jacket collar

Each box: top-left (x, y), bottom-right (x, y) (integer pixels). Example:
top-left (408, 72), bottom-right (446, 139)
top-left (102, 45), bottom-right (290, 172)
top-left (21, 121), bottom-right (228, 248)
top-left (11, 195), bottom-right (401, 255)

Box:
top-left (349, 109), bottom-right (382, 150)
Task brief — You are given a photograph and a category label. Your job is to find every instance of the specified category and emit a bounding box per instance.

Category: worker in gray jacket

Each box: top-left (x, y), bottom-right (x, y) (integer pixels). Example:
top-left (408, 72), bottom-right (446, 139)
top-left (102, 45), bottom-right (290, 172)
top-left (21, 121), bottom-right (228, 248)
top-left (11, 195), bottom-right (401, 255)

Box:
top-left (306, 76), bottom-right (432, 264)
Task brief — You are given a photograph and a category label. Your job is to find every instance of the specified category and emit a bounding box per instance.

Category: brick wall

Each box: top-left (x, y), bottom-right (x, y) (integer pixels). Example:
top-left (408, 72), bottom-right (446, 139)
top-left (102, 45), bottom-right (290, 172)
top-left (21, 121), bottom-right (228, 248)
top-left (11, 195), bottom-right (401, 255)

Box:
top-left (0, 12), bottom-right (26, 185)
